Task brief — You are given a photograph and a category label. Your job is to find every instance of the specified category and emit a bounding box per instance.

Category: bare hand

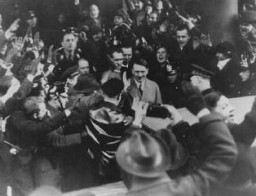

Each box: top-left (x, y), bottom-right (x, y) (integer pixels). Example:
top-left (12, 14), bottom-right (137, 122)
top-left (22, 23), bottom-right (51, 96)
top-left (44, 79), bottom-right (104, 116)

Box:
top-left (162, 104), bottom-right (182, 126)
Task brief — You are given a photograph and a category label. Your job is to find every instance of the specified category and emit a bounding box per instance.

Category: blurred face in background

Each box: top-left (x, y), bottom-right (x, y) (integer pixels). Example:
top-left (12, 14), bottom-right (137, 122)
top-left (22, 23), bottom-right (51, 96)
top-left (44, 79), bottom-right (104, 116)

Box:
top-left (122, 47), bottom-right (133, 64)
top-left (239, 70), bottom-right (251, 82)
top-left (155, 0), bottom-right (163, 10)
top-left (114, 15), bottom-right (124, 26)
top-left (134, 0), bottom-right (144, 11)
top-left (146, 12), bottom-right (158, 26)
top-left (112, 51), bottom-right (124, 70)
top-left (239, 23), bottom-right (253, 38)
top-left (90, 4), bottom-right (99, 19)
top-left (145, 5), bottom-right (153, 15)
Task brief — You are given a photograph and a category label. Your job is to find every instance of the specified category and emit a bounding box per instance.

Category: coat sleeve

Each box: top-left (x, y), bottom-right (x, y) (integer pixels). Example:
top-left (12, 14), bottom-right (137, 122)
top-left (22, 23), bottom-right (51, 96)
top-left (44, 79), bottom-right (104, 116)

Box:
top-left (172, 112), bottom-right (238, 196)
top-left (230, 98), bottom-right (256, 146)
top-left (154, 82), bottom-right (162, 104)
top-left (13, 111), bottom-right (68, 139)
top-left (47, 131), bottom-right (82, 147)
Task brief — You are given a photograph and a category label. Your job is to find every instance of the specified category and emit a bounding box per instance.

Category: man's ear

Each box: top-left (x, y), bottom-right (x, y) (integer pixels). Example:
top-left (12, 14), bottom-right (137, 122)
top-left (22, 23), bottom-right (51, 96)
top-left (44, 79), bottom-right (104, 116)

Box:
top-left (145, 68), bottom-right (149, 75)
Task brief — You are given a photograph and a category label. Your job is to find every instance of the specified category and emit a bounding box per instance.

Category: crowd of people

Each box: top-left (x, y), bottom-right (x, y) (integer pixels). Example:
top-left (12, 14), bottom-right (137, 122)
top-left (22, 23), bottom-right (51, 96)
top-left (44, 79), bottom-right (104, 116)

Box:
top-left (0, 0), bottom-right (256, 196)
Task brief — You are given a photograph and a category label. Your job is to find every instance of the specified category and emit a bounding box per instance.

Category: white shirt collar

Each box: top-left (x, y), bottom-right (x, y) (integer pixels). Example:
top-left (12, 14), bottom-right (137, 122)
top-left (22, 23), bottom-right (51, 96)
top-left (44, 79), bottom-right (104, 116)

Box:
top-left (217, 58), bottom-right (230, 70)
top-left (134, 79), bottom-right (145, 90)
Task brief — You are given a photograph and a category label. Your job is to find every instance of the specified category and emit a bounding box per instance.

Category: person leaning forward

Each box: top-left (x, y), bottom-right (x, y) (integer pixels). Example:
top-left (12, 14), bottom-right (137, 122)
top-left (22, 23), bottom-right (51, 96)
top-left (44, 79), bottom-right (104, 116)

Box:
top-left (116, 91), bottom-right (238, 196)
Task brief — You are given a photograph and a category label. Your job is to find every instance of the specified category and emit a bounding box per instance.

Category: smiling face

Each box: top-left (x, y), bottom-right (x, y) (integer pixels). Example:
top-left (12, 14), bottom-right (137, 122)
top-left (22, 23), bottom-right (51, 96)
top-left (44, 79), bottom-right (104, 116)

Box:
top-left (239, 23), bottom-right (253, 38)
top-left (156, 47), bottom-right (168, 63)
top-left (132, 63), bottom-right (148, 83)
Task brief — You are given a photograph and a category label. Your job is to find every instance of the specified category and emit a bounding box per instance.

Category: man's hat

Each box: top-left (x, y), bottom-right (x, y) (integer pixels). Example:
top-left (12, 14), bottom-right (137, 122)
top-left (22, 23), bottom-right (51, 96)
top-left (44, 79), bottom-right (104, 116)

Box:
top-left (191, 64), bottom-right (215, 79)
top-left (240, 11), bottom-right (256, 23)
top-left (216, 41), bottom-right (234, 57)
top-left (62, 27), bottom-right (79, 36)
top-left (116, 130), bottom-right (170, 178)
top-left (69, 74), bottom-right (100, 95)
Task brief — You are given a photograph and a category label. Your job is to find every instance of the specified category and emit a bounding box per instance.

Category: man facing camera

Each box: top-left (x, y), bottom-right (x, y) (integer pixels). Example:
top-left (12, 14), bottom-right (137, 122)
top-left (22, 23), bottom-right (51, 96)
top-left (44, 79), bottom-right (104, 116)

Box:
top-left (126, 57), bottom-right (162, 104)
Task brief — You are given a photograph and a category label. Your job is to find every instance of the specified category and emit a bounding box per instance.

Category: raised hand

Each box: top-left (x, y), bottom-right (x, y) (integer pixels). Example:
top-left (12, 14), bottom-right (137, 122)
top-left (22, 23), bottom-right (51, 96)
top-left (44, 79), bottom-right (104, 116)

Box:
top-left (12, 36), bottom-right (24, 51)
top-left (5, 19), bottom-right (20, 39)
top-left (47, 45), bottom-right (54, 63)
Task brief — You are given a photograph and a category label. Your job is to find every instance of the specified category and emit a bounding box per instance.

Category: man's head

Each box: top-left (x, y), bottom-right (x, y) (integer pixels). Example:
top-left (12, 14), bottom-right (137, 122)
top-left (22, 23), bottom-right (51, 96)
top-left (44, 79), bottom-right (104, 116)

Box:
top-left (62, 33), bottom-right (78, 53)
top-left (239, 11), bottom-right (256, 38)
top-left (134, 0), bottom-right (144, 11)
top-left (78, 58), bottom-right (90, 74)
top-left (26, 10), bottom-right (37, 27)
top-left (215, 41), bottom-right (234, 61)
top-left (90, 25), bottom-right (103, 42)
top-left (154, 0), bottom-right (164, 10)
top-left (176, 25), bottom-right (191, 48)
top-left (121, 45), bottom-right (133, 65)
top-left (101, 78), bottom-right (124, 103)
top-left (132, 58), bottom-right (149, 83)
top-left (23, 96), bottom-right (47, 120)
top-left (190, 64), bottom-right (214, 92)
top-left (109, 47), bottom-right (124, 70)
top-left (156, 46), bottom-right (169, 63)
top-left (147, 12), bottom-right (159, 25)
top-left (204, 91), bottom-right (235, 123)
top-left (116, 130), bottom-right (170, 188)
top-left (89, 4), bottom-right (100, 19)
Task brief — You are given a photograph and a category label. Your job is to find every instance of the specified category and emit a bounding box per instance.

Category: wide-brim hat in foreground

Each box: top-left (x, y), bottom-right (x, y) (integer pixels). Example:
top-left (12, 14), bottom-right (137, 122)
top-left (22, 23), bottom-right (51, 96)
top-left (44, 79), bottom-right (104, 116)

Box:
top-left (116, 130), bottom-right (170, 178)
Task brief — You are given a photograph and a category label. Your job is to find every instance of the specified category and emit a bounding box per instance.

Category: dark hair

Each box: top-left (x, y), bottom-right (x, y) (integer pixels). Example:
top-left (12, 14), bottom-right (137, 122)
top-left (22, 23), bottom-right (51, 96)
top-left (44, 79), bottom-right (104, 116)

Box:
top-left (204, 91), bottom-right (222, 108)
top-left (132, 56), bottom-right (148, 69)
top-left (102, 78), bottom-right (124, 98)
top-left (108, 47), bottom-right (123, 58)
top-left (176, 24), bottom-right (191, 35)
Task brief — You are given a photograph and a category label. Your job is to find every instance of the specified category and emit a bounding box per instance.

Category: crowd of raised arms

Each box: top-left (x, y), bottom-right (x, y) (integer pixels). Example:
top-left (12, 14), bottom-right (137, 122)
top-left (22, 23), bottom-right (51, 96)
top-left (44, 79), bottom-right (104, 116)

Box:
top-left (0, 0), bottom-right (256, 196)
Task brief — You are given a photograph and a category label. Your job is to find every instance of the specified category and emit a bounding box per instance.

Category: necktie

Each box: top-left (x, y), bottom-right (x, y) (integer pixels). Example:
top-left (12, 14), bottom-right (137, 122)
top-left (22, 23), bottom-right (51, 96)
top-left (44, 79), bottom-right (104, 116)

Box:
top-left (139, 84), bottom-right (143, 95)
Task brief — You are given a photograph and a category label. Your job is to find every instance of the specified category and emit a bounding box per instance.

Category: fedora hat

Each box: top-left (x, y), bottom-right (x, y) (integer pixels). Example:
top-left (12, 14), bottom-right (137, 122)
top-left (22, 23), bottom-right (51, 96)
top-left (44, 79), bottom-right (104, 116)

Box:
top-left (116, 130), bottom-right (170, 178)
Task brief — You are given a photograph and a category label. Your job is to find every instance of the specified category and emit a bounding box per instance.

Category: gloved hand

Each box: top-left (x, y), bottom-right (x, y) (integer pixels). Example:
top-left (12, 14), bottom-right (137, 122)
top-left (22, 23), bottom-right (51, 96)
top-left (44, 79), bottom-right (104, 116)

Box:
top-left (182, 81), bottom-right (207, 115)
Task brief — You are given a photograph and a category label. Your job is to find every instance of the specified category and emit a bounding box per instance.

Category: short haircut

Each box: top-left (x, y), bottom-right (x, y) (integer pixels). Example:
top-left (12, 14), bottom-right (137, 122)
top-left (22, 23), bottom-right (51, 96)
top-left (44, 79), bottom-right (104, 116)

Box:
top-left (102, 78), bottom-right (124, 98)
top-left (176, 24), bottom-right (191, 35)
top-left (108, 47), bottom-right (123, 58)
top-left (204, 91), bottom-right (222, 108)
top-left (132, 56), bottom-right (148, 69)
